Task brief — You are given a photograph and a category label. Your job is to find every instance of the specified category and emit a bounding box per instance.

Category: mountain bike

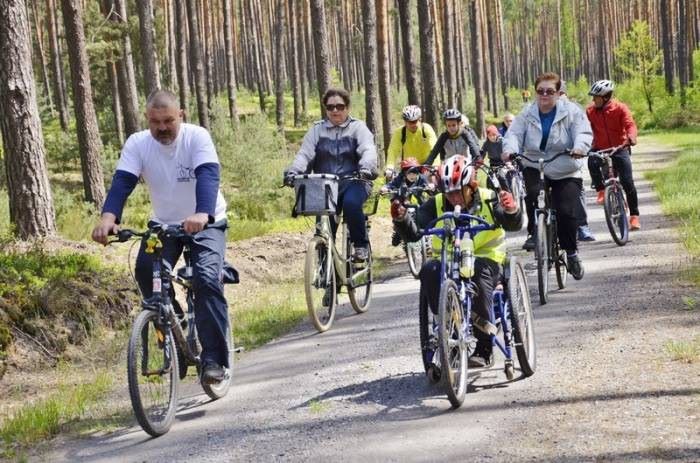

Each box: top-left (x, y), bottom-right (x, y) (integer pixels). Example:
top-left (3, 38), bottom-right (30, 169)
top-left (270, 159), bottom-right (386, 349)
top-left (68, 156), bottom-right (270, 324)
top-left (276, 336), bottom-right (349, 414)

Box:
top-left (292, 174), bottom-right (377, 332)
top-left (109, 224), bottom-right (237, 436)
top-left (380, 184), bottom-right (433, 278)
top-left (418, 210), bottom-right (536, 408)
top-left (586, 144), bottom-right (630, 246)
top-left (513, 152), bottom-right (571, 305)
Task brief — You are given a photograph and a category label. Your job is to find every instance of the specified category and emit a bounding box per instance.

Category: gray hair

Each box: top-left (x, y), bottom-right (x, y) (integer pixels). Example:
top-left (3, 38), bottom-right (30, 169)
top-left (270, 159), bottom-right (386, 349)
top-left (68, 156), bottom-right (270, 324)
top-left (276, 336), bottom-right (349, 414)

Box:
top-left (146, 89), bottom-right (180, 110)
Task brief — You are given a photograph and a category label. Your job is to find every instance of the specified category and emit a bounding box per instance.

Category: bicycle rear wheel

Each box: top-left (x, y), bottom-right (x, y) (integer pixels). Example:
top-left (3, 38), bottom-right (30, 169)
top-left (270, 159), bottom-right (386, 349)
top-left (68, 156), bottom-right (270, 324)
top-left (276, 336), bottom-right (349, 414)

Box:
top-left (304, 235), bottom-right (336, 332)
top-left (535, 213), bottom-right (549, 305)
top-left (507, 257), bottom-right (536, 377)
top-left (406, 237), bottom-right (427, 279)
top-left (437, 279), bottom-right (468, 408)
top-left (127, 309), bottom-right (179, 437)
top-left (604, 185), bottom-right (629, 246)
top-left (348, 243), bottom-right (373, 314)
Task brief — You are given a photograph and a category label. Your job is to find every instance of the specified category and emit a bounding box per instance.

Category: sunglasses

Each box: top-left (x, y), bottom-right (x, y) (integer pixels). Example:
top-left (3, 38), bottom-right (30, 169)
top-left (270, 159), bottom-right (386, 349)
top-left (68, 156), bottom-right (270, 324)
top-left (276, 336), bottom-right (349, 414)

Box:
top-left (536, 88), bottom-right (558, 96)
top-left (325, 103), bottom-right (347, 112)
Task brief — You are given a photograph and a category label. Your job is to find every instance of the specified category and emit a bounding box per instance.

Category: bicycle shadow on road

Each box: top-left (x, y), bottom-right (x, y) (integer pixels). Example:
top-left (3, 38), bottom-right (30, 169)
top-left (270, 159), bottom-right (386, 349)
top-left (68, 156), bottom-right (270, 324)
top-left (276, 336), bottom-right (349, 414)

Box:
top-left (291, 372), bottom-right (452, 421)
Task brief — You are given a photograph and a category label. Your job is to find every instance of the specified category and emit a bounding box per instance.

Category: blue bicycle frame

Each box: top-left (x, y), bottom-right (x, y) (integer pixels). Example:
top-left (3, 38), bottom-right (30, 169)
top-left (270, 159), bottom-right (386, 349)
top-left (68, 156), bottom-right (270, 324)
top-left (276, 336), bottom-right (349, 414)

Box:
top-left (422, 212), bottom-right (516, 362)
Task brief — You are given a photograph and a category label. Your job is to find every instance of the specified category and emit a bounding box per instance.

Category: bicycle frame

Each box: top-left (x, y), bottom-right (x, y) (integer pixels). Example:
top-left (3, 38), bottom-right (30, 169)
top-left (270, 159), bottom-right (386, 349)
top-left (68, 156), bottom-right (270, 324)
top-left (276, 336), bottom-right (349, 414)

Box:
top-left (315, 213), bottom-right (371, 291)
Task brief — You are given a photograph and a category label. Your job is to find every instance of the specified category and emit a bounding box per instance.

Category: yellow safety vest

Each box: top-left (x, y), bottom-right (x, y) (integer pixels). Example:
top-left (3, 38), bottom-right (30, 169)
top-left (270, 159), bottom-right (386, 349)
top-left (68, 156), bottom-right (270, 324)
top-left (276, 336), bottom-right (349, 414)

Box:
top-left (431, 189), bottom-right (507, 265)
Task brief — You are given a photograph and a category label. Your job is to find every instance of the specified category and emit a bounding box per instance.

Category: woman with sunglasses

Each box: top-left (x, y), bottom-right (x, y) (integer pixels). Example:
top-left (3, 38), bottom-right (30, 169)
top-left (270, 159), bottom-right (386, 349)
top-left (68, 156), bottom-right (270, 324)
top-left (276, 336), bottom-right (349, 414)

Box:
top-left (284, 88), bottom-right (378, 262)
top-left (502, 72), bottom-right (592, 280)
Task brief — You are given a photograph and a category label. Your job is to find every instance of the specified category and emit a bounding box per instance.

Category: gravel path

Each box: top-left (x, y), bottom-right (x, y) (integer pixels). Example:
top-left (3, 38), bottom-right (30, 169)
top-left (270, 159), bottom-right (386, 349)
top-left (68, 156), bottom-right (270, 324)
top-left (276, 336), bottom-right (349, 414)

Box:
top-left (40, 145), bottom-right (700, 462)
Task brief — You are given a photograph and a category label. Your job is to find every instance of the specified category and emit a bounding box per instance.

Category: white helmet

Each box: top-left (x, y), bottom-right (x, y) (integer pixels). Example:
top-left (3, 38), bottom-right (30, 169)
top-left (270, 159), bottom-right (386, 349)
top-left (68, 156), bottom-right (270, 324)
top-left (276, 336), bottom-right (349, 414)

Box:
top-left (401, 105), bottom-right (422, 121)
top-left (588, 80), bottom-right (614, 96)
top-left (440, 155), bottom-right (476, 193)
top-left (442, 108), bottom-right (462, 121)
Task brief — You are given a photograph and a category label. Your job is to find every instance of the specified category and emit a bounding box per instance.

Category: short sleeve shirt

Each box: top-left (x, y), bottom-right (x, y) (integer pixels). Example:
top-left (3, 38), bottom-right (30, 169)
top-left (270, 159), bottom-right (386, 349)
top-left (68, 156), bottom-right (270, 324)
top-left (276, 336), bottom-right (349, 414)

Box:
top-left (116, 123), bottom-right (227, 225)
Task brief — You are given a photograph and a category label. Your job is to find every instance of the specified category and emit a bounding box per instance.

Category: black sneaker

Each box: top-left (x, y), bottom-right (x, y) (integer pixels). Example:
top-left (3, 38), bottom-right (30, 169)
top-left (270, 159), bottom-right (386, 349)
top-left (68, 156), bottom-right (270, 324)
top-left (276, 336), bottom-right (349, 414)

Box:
top-left (201, 361), bottom-right (225, 385)
top-left (522, 235), bottom-right (536, 251)
top-left (468, 350), bottom-right (493, 368)
top-left (352, 246), bottom-right (369, 262)
top-left (391, 230), bottom-right (401, 247)
top-left (568, 254), bottom-right (585, 280)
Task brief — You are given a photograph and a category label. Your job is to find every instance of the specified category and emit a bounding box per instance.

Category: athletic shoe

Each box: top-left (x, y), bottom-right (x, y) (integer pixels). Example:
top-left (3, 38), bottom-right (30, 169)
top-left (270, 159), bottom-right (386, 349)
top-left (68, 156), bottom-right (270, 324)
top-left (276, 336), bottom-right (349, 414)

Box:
top-left (629, 215), bottom-right (641, 231)
top-left (577, 225), bottom-right (596, 242)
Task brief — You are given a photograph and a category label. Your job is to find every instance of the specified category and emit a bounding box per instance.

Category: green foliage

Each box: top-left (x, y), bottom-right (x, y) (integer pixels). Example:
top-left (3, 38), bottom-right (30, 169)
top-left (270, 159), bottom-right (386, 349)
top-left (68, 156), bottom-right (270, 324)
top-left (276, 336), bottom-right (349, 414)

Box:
top-left (614, 21), bottom-right (662, 114)
top-left (0, 371), bottom-right (113, 456)
top-left (644, 129), bottom-right (700, 284)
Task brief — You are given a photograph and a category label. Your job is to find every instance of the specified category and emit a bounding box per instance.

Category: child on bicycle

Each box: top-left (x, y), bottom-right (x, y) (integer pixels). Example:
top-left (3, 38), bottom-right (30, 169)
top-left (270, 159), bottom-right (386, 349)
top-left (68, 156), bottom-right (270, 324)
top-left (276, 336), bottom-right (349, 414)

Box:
top-left (424, 109), bottom-right (481, 166)
top-left (392, 155), bottom-right (522, 368)
top-left (481, 125), bottom-right (504, 169)
top-left (380, 157), bottom-right (434, 247)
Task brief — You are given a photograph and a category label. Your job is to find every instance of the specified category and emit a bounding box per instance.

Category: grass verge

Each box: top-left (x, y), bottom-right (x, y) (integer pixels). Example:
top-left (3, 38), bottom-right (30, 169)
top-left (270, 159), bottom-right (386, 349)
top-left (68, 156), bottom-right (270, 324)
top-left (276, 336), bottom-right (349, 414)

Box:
top-left (664, 336), bottom-right (700, 363)
top-left (642, 128), bottom-right (700, 284)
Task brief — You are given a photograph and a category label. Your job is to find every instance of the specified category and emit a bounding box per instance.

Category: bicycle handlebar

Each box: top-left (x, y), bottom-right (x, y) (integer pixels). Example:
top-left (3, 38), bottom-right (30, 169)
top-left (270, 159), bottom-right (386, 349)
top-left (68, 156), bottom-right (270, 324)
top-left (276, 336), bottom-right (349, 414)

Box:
top-left (586, 144), bottom-right (629, 159)
top-left (108, 224), bottom-right (192, 244)
top-left (421, 212), bottom-right (496, 237)
top-left (509, 150), bottom-right (573, 164)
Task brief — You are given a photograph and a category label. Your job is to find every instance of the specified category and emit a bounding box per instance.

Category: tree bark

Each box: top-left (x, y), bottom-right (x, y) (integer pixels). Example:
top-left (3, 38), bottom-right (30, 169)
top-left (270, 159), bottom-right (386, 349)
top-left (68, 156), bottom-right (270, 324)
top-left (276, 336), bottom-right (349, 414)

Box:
top-left (46, 0), bottom-right (69, 130)
top-left (107, 61), bottom-right (125, 145)
top-left (297, 0), bottom-right (308, 114)
top-left (417, 0), bottom-right (439, 128)
top-left (29, 0), bottom-right (54, 115)
top-left (60, 0), bottom-right (106, 207)
top-left (222, 0), bottom-right (239, 124)
top-left (186, 0), bottom-right (210, 129)
top-left (309, 0), bottom-right (331, 104)
top-left (0, 0), bottom-right (56, 238)
top-left (442, 0), bottom-right (457, 108)
top-left (108, 0), bottom-right (140, 136)
top-left (659, 0), bottom-right (674, 94)
top-left (288, 0), bottom-right (302, 126)
top-left (136, 0), bottom-right (161, 95)
top-left (376, 0), bottom-right (391, 155)
top-left (468, 0), bottom-right (485, 136)
top-left (174, 0), bottom-right (189, 116)
top-left (362, 0), bottom-right (379, 138)
top-left (274, 0), bottom-right (286, 132)
top-left (398, 0), bottom-right (421, 105)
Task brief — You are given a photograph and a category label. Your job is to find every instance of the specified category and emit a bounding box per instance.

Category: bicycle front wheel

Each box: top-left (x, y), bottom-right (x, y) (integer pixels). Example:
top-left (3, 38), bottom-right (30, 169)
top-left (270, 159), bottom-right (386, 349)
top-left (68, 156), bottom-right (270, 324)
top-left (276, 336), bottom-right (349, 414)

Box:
top-left (535, 213), bottom-right (549, 305)
top-left (406, 238), bottom-right (427, 279)
top-left (348, 243), bottom-right (373, 314)
top-left (437, 279), bottom-right (468, 408)
top-left (604, 185), bottom-right (629, 246)
top-left (127, 309), bottom-right (179, 437)
top-left (304, 235), bottom-right (336, 332)
top-left (508, 257), bottom-right (536, 377)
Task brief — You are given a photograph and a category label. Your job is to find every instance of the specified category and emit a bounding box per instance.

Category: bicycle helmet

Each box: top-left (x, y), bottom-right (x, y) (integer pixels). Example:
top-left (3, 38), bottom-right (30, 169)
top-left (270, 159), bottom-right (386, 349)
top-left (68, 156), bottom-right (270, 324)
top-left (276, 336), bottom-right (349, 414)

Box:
top-left (440, 155), bottom-right (477, 193)
top-left (400, 157), bottom-right (420, 173)
top-left (442, 108), bottom-right (462, 121)
top-left (588, 80), bottom-right (614, 96)
top-left (401, 105), bottom-right (422, 121)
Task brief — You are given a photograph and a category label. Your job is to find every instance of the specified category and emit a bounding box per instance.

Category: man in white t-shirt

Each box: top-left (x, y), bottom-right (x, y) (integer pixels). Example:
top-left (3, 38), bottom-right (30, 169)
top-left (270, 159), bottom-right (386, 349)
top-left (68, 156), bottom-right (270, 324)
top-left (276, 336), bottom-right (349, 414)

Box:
top-left (92, 90), bottom-right (230, 384)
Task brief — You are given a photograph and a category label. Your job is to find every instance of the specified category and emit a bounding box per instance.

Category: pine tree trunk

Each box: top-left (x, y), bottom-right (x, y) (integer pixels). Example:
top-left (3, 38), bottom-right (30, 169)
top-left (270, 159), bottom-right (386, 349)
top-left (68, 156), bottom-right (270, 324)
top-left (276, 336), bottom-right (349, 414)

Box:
top-left (288, 0), bottom-right (302, 126)
top-left (677, 0), bottom-right (689, 107)
top-left (202, 0), bottom-right (215, 114)
top-left (297, 0), bottom-right (308, 114)
top-left (60, 0), bottom-right (106, 207)
top-left (362, 0), bottom-right (379, 140)
top-left (659, 0), bottom-right (674, 94)
top-left (174, 0), bottom-right (189, 115)
top-left (442, 0), bottom-right (457, 108)
top-left (29, 0), bottom-right (54, 115)
top-left (46, 0), bottom-right (69, 130)
top-left (136, 0), bottom-right (161, 95)
top-left (108, 0), bottom-right (140, 136)
top-left (0, 0), bottom-right (57, 238)
top-left (165, 0), bottom-right (179, 91)
top-left (309, 0), bottom-right (331, 104)
top-left (274, 0), bottom-right (286, 132)
top-left (186, 0), bottom-right (210, 129)
top-left (468, 0), bottom-right (485, 136)
top-left (245, 0), bottom-right (266, 112)
top-left (485, 0), bottom-right (499, 117)
top-left (222, 0), bottom-right (239, 124)
top-left (417, 0), bottom-right (439, 128)
top-left (376, 0), bottom-right (391, 155)
top-left (398, 0), bottom-right (421, 105)
top-left (107, 61), bottom-right (125, 144)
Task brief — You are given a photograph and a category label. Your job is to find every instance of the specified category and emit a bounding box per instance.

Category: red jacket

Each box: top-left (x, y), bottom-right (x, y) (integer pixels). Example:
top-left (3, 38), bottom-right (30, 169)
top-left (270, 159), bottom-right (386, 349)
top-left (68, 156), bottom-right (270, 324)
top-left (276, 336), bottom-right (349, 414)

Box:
top-left (586, 100), bottom-right (638, 150)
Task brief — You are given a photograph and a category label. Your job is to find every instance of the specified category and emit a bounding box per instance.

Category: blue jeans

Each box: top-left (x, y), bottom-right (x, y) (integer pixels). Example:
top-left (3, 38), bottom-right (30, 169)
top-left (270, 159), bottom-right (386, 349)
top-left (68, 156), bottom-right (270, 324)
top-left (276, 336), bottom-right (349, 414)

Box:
top-left (330, 180), bottom-right (370, 248)
top-left (134, 220), bottom-right (230, 368)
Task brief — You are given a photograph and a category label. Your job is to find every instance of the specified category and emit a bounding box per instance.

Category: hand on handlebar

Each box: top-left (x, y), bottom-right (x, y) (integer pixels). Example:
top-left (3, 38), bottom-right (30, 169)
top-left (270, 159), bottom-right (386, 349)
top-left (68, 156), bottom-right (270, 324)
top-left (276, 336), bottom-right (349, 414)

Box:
top-left (183, 212), bottom-right (209, 234)
top-left (390, 199), bottom-right (407, 221)
top-left (92, 214), bottom-right (120, 246)
top-left (570, 148), bottom-right (585, 159)
top-left (379, 186), bottom-right (390, 195)
top-left (498, 190), bottom-right (517, 213)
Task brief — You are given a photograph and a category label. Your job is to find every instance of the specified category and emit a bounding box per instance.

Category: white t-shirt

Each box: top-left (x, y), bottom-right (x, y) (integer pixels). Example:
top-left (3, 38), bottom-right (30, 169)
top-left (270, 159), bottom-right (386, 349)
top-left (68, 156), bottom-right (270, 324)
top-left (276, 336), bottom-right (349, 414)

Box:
top-left (117, 123), bottom-right (227, 225)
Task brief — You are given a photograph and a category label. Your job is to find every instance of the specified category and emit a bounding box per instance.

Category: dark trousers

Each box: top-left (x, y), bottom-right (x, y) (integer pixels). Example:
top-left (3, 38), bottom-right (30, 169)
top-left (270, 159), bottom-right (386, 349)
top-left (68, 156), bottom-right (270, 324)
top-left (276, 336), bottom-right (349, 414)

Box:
top-left (135, 221), bottom-right (230, 368)
top-left (576, 187), bottom-right (588, 227)
top-left (419, 258), bottom-right (501, 352)
top-left (331, 181), bottom-right (370, 247)
top-left (523, 167), bottom-right (581, 253)
top-left (587, 148), bottom-right (639, 216)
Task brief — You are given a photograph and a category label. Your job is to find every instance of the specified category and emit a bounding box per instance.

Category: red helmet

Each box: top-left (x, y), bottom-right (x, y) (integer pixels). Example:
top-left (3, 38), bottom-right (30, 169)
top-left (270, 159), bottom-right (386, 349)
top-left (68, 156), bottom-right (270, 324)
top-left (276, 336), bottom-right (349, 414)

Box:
top-left (439, 155), bottom-right (477, 193)
top-left (400, 157), bottom-right (420, 173)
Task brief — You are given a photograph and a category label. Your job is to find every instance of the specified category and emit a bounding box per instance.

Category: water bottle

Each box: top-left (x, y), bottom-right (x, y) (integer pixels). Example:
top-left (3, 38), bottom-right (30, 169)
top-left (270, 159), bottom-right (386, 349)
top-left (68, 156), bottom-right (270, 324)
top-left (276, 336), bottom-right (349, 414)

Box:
top-left (459, 238), bottom-right (475, 279)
